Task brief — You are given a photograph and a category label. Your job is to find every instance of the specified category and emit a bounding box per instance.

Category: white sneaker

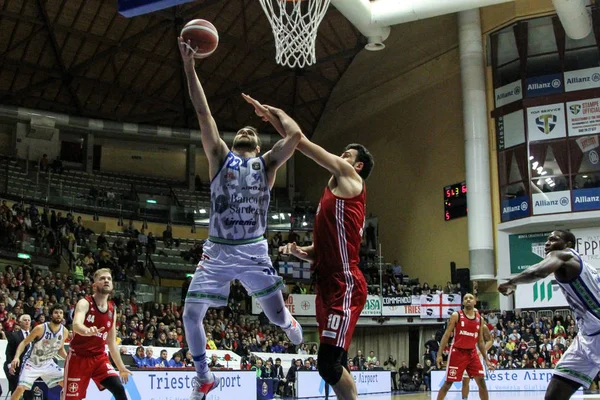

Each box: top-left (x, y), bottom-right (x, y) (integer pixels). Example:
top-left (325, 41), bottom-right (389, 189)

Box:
top-left (283, 316), bottom-right (303, 345)
top-left (190, 374), bottom-right (219, 400)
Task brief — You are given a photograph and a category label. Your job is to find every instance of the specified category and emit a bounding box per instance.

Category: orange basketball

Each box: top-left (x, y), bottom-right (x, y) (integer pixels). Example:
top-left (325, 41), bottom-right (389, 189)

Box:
top-left (181, 19), bottom-right (219, 59)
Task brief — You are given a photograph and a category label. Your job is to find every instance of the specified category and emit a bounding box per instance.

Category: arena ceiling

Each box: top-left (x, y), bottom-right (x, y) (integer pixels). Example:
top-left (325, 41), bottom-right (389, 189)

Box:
top-left (0, 0), bottom-right (366, 137)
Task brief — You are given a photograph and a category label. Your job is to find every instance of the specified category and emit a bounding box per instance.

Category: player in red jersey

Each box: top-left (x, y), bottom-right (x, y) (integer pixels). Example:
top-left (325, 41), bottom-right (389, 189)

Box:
top-left (243, 96), bottom-right (374, 400)
top-left (436, 294), bottom-right (494, 400)
top-left (62, 268), bottom-right (132, 400)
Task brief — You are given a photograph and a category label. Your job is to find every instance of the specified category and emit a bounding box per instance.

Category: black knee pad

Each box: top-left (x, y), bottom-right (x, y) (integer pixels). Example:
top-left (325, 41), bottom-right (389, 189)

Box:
top-left (317, 343), bottom-right (346, 386)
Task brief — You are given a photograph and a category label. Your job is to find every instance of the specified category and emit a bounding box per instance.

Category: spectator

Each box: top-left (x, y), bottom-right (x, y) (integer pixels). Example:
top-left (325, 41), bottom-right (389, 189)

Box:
top-left (353, 350), bottom-right (366, 370)
top-left (168, 352), bottom-right (185, 368)
top-left (156, 349), bottom-right (169, 367)
top-left (39, 154), bottom-right (49, 172)
top-left (208, 354), bottom-right (223, 369)
top-left (143, 347), bottom-right (157, 367)
top-left (162, 225), bottom-right (174, 248)
top-left (423, 359), bottom-right (434, 391)
top-left (132, 346), bottom-right (145, 367)
top-left (367, 350), bottom-right (377, 364)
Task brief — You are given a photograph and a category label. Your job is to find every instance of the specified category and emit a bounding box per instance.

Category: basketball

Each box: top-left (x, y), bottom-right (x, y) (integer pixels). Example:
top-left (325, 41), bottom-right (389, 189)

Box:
top-left (180, 19), bottom-right (219, 59)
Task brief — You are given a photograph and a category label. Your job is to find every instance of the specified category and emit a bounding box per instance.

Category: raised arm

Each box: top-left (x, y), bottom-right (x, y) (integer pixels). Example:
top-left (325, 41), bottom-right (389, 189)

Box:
top-left (499, 250), bottom-right (579, 295)
top-left (10, 325), bottom-right (43, 370)
top-left (436, 312), bottom-right (458, 368)
top-left (178, 37), bottom-right (228, 176)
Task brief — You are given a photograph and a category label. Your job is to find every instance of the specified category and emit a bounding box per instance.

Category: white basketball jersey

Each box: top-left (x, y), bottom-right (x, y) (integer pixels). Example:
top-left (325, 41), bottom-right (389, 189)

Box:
top-left (556, 249), bottom-right (600, 336)
top-left (24, 323), bottom-right (64, 366)
top-left (209, 151), bottom-right (270, 242)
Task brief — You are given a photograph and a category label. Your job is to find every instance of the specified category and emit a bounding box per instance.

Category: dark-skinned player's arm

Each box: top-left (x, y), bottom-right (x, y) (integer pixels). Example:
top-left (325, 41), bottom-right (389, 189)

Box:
top-left (10, 325), bottom-right (44, 371)
top-left (498, 250), bottom-right (579, 295)
top-left (178, 37), bottom-right (228, 178)
top-left (483, 325), bottom-right (493, 352)
top-left (478, 323), bottom-right (494, 371)
top-left (107, 312), bottom-right (132, 383)
top-left (436, 312), bottom-right (458, 369)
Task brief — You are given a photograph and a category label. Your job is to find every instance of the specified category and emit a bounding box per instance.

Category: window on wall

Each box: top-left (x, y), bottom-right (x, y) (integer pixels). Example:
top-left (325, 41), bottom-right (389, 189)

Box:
top-left (529, 140), bottom-right (570, 192)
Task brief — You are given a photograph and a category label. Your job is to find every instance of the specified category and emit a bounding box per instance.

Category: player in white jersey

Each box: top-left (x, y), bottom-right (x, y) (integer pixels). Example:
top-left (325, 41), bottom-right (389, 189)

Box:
top-left (499, 230), bottom-right (600, 400)
top-left (179, 38), bottom-right (303, 399)
top-left (10, 304), bottom-right (68, 400)
top-left (461, 321), bottom-right (492, 400)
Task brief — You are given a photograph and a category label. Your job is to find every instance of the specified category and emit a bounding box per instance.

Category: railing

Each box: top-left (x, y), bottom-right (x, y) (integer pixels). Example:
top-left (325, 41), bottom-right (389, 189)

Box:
top-left (145, 251), bottom-right (162, 286)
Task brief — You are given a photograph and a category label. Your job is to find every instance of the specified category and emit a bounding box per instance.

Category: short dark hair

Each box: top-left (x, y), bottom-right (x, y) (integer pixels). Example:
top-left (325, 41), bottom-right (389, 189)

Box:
top-left (345, 143), bottom-right (374, 180)
top-left (49, 304), bottom-right (64, 315)
top-left (556, 230), bottom-right (576, 248)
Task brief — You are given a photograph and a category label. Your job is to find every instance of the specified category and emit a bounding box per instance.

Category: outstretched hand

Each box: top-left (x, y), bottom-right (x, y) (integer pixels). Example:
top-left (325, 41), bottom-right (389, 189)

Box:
top-left (279, 242), bottom-right (308, 260)
top-left (178, 37), bottom-right (197, 65)
top-left (498, 281), bottom-right (516, 296)
top-left (242, 93), bottom-right (270, 121)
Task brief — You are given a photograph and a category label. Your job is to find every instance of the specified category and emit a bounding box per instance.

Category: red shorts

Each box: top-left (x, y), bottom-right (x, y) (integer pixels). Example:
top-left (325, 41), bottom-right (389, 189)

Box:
top-left (63, 351), bottom-right (119, 399)
top-left (445, 347), bottom-right (484, 382)
top-left (315, 268), bottom-right (367, 351)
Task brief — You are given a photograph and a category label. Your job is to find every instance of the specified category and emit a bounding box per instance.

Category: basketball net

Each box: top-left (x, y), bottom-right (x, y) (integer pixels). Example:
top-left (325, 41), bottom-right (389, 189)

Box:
top-left (259, 0), bottom-right (331, 68)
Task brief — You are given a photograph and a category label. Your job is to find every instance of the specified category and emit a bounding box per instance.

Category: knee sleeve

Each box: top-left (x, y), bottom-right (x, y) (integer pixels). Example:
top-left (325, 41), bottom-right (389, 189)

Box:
top-left (100, 376), bottom-right (127, 400)
top-left (317, 343), bottom-right (345, 386)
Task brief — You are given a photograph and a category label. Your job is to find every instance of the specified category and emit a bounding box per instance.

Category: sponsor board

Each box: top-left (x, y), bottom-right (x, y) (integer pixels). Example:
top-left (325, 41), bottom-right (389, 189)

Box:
top-left (86, 370), bottom-right (257, 400)
top-left (572, 187), bottom-right (600, 211)
top-left (296, 371), bottom-right (390, 398)
top-left (531, 191), bottom-right (571, 215)
top-left (497, 110), bottom-right (526, 150)
top-left (527, 103), bottom-right (567, 142)
top-left (431, 370), bottom-right (582, 392)
top-left (567, 98), bottom-right (600, 136)
top-left (525, 74), bottom-right (563, 98)
top-left (572, 227), bottom-right (600, 270)
top-left (515, 277), bottom-right (569, 308)
top-left (509, 231), bottom-right (551, 274)
top-left (564, 66), bottom-right (600, 92)
top-left (501, 196), bottom-right (530, 222)
top-left (495, 80), bottom-right (523, 107)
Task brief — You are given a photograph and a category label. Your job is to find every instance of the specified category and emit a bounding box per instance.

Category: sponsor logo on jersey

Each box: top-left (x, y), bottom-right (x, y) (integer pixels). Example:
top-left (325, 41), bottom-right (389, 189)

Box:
top-left (252, 162), bottom-right (261, 170)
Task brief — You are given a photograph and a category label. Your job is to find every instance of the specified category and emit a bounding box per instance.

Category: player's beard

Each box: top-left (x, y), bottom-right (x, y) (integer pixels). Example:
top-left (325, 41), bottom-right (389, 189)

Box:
top-left (97, 285), bottom-right (112, 295)
top-left (232, 136), bottom-right (257, 152)
top-left (51, 316), bottom-right (62, 325)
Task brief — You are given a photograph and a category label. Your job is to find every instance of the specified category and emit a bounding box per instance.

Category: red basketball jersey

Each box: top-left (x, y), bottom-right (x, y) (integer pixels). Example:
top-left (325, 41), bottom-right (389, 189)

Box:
top-left (452, 310), bottom-right (481, 350)
top-left (69, 296), bottom-right (115, 356)
top-left (313, 185), bottom-right (366, 272)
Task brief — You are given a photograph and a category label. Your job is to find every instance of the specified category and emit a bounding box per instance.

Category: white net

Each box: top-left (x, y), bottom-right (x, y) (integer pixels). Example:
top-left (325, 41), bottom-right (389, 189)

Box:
top-left (259, 0), bottom-right (331, 68)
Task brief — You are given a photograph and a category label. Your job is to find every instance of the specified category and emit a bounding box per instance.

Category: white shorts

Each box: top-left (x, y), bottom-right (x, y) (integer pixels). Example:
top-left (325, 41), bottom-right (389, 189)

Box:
top-left (18, 360), bottom-right (63, 389)
top-left (554, 333), bottom-right (600, 388)
top-left (186, 240), bottom-right (283, 306)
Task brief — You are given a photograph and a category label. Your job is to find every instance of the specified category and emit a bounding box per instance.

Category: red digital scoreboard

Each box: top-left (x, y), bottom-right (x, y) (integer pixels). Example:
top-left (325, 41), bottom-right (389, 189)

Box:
top-left (444, 182), bottom-right (467, 221)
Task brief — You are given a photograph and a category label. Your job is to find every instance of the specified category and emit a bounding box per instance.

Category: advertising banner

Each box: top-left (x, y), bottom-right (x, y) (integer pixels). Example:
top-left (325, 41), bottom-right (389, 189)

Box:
top-left (497, 110), bottom-right (525, 150)
top-left (531, 191), bottom-right (571, 215)
top-left (296, 370), bottom-right (391, 398)
top-left (252, 294), bottom-right (381, 317)
top-left (572, 187), bottom-right (600, 212)
top-left (495, 80), bottom-right (523, 107)
top-left (525, 74), bottom-right (563, 97)
top-left (509, 231), bottom-right (551, 274)
top-left (527, 103), bottom-right (567, 142)
top-left (567, 98), bottom-right (600, 136)
top-left (501, 196), bottom-right (530, 222)
top-left (564, 66), bottom-right (600, 92)
top-left (85, 370), bottom-right (257, 400)
top-left (515, 277), bottom-right (569, 308)
top-left (431, 370), bottom-right (582, 392)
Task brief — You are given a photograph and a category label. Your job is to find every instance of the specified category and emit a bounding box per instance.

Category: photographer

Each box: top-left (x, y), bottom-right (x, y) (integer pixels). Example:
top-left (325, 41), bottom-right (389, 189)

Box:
top-left (384, 355), bottom-right (398, 391)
